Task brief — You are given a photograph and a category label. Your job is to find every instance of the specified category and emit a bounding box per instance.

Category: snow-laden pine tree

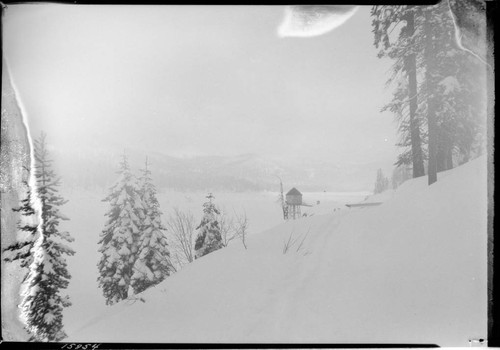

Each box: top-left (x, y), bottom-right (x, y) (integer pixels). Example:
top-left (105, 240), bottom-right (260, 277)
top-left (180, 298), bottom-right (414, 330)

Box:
top-left (194, 193), bottom-right (223, 259)
top-left (372, 5), bottom-right (426, 178)
top-left (97, 154), bottom-right (145, 305)
top-left (417, 2), bottom-right (487, 172)
top-left (18, 133), bottom-right (75, 341)
top-left (372, 3), bottom-right (487, 185)
top-left (130, 158), bottom-right (172, 294)
top-left (3, 179), bottom-right (38, 271)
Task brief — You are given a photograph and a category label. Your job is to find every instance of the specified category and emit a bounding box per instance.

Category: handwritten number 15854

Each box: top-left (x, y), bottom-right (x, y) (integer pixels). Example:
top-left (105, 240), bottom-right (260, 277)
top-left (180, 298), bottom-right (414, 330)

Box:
top-left (61, 344), bottom-right (100, 350)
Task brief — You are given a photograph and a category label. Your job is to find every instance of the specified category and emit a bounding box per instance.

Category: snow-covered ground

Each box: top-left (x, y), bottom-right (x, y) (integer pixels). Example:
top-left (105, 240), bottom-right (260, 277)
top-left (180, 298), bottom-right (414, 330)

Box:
top-left (63, 157), bottom-right (486, 345)
top-left (60, 188), bottom-right (368, 338)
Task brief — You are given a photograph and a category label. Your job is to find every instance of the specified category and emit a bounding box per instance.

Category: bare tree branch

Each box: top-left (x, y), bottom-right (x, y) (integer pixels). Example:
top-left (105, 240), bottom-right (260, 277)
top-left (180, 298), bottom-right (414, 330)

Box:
top-left (233, 210), bottom-right (249, 250)
top-left (218, 207), bottom-right (236, 247)
top-left (165, 207), bottom-right (196, 269)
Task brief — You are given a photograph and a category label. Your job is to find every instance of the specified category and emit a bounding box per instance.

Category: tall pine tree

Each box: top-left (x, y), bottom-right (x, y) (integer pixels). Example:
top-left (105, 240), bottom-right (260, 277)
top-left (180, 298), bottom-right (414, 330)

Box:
top-left (97, 154), bottom-right (144, 305)
top-left (194, 193), bottom-right (223, 259)
top-left (17, 132), bottom-right (75, 341)
top-left (130, 158), bottom-right (172, 294)
top-left (416, 2), bottom-right (487, 172)
top-left (372, 5), bottom-right (426, 178)
top-left (372, 3), bottom-right (487, 184)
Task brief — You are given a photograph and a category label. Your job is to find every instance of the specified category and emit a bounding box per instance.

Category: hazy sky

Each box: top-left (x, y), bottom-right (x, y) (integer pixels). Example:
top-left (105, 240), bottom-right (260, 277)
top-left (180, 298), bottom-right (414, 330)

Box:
top-left (4, 4), bottom-right (397, 171)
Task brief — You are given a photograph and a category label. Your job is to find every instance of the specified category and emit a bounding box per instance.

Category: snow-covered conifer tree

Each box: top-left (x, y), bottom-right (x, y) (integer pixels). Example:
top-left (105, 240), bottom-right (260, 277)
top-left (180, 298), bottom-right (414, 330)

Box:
top-left (130, 158), bottom-right (171, 294)
top-left (194, 193), bottom-right (223, 259)
top-left (3, 179), bottom-right (38, 271)
top-left (372, 5), bottom-right (426, 178)
top-left (372, 3), bottom-right (487, 185)
top-left (18, 133), bottom-right (75, 341)
top-left (97, 154), bottom-right (144, 305)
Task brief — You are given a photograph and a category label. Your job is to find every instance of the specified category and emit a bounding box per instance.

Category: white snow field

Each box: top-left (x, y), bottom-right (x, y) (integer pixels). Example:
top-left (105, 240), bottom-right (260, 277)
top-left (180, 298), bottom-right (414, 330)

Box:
top-left (64, 157), bottom-right (487, 345)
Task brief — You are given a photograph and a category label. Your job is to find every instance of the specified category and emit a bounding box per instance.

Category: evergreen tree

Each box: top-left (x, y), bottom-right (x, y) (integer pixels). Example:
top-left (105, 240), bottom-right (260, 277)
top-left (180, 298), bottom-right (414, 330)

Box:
top-left (194, 193), bottom-right (223, 259)
top-left (3, 179), bottom-right (38, 271)
top-left (372, 5), bottom-right (425, 178)
top-left (372, 3), bottom-right (487, 185)
top-left (130, 158), bottom-right (171, 294)
top-left (373, 169), bottom-right (389, 194)
top-left (18, 133), bottom-right (75, 341)
top-left (97, 154), bottom-right (144, 305)
top-left (416, 2), bottom-right (487, 172)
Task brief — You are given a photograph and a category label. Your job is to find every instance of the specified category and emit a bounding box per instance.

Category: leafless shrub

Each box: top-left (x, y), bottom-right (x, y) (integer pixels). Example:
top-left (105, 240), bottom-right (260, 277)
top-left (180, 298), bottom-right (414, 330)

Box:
top-left (165, 207), bottom-right (196, 269)
top-left (234, 211), bottom-right (249, 250)
top-left (218, 208), bottom-right (250, 249)
top-left (282, 229), bottom-right (295, 254)
top-left (282, 227), bottom-right (310, 255)
top-left (218, 207), bottom-right (236, 247)
top-left (295, 228), bottom-right (310, 253)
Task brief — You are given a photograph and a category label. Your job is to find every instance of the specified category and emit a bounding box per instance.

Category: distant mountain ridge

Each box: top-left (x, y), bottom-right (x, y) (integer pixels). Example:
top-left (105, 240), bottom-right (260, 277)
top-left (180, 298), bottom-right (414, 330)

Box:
top-left (51, 149), bottom-right (377, 192)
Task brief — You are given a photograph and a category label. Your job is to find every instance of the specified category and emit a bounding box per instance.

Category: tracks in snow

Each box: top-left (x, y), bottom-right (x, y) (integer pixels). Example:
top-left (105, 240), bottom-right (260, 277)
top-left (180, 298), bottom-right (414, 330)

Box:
top-left (246, 213), bottom-right (345, 341)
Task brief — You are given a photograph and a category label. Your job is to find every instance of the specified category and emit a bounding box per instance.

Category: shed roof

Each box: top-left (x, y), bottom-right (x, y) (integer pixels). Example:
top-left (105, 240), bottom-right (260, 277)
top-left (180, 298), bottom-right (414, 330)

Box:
top-left (286, 187), bottom-right (302, 196)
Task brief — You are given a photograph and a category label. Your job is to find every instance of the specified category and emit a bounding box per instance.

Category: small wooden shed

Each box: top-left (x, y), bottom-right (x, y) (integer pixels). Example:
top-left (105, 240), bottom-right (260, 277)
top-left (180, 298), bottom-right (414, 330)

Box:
top-left (286, 187), bottom-right (302, 205)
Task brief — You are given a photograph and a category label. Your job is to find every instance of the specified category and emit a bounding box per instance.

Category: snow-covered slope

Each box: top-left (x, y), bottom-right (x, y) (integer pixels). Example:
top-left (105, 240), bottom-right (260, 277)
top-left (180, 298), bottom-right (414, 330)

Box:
top-left (67, 157), bottom-right (487, 346)
top-left (1, 59), bottom-right (32, 341)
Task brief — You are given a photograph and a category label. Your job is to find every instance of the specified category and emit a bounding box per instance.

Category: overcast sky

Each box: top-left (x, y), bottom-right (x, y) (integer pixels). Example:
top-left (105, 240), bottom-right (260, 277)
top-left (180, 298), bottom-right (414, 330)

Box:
top-left (4, 4), bottom-right (398, 175)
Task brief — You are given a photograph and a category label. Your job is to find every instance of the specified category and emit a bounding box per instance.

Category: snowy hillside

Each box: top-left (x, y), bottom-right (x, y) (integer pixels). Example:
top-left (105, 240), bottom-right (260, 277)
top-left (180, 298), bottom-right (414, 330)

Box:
top-left (66, 157), bottom-right (487, 345)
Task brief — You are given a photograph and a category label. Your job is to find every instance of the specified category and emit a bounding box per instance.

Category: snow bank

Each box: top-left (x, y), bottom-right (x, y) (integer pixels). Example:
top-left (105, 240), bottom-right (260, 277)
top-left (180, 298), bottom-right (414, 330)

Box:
top-left (361, 188), bottom-right (395, 203)
top-left (67, 157), bottom-right (487, 345)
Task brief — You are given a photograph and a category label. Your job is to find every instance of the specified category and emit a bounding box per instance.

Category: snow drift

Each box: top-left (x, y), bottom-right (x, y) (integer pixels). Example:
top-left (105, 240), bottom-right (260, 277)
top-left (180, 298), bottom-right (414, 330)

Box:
top-left (67, 157), bottom-right (487, 346)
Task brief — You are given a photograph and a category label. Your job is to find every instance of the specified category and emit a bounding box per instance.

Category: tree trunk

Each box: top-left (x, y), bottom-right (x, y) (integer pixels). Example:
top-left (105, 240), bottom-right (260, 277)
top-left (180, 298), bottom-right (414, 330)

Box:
top-left (405, 9), bottom-right (426, 178)
top-left (424, 8), bottom-right (438, 185)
